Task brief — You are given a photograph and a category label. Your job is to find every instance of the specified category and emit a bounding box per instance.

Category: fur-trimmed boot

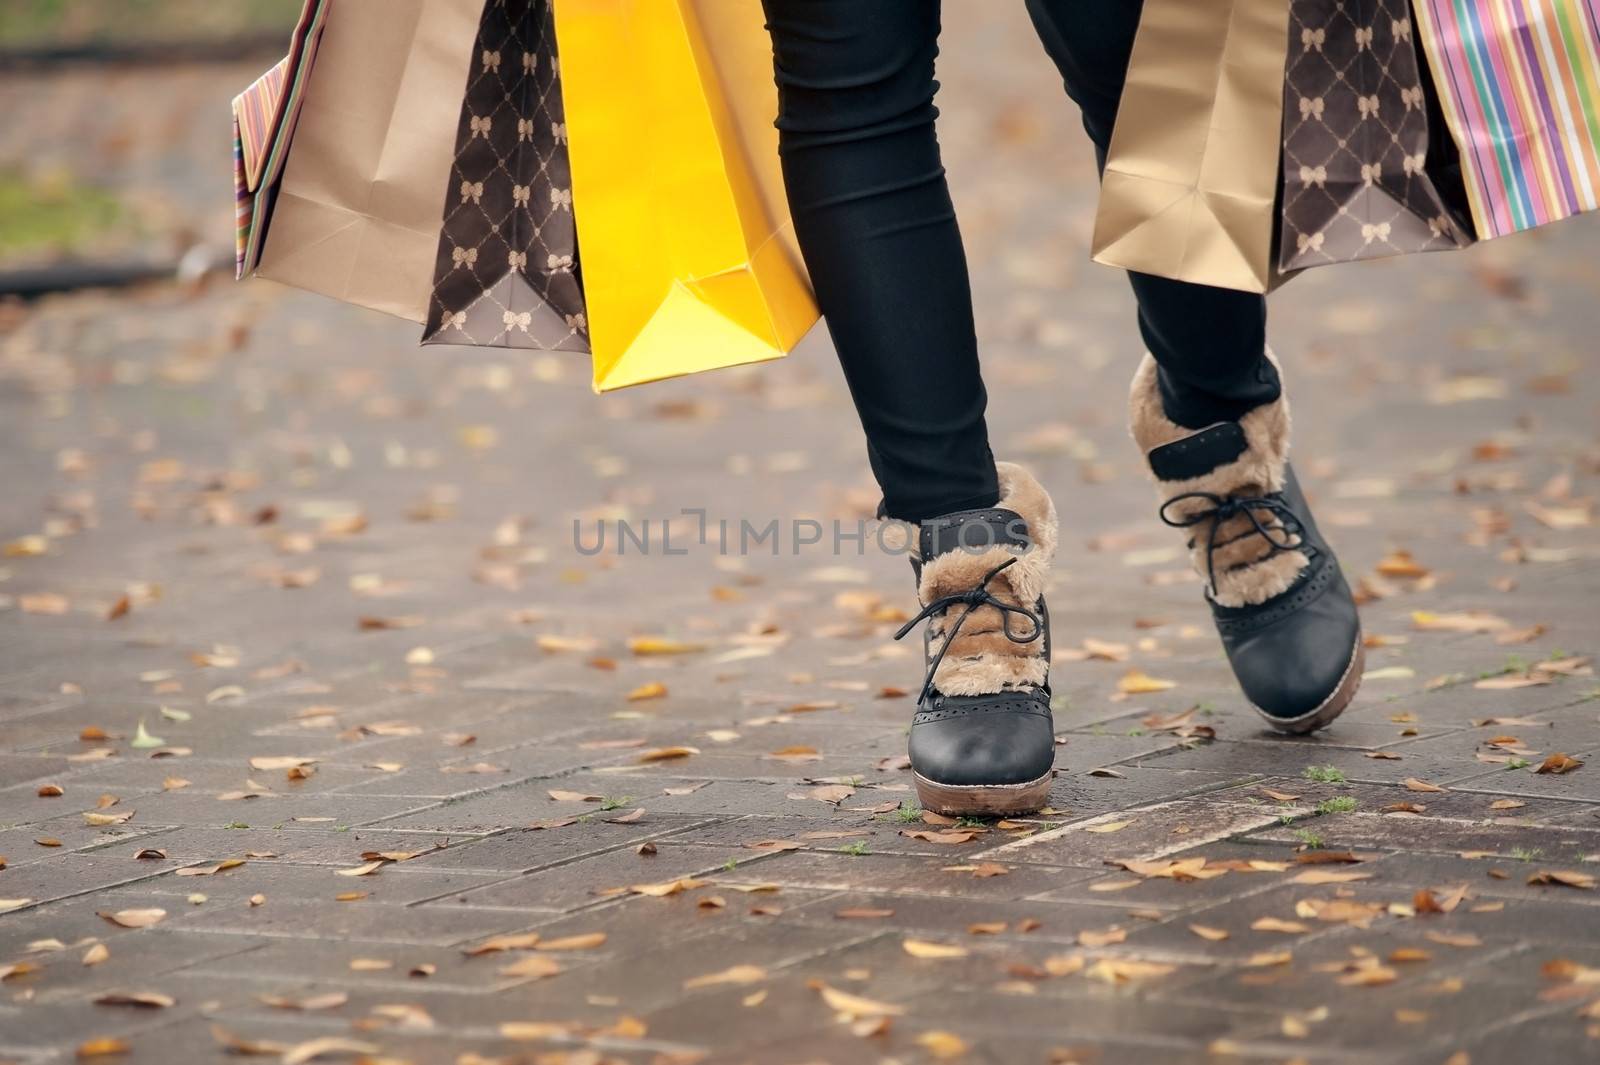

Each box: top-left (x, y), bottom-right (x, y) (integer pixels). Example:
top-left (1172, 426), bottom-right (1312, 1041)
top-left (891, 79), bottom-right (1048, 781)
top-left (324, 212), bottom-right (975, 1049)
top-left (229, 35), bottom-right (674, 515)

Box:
top-left (892, 462), bottom-right (1058, 816)
top-left (1129, 353), bottom-right (1363, 733)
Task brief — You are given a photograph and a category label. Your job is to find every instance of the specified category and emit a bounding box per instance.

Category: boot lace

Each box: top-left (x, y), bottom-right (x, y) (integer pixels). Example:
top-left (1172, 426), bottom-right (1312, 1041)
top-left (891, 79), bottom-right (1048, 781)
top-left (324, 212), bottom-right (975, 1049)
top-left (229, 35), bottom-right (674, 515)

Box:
top-left (1158, 491), bottom-right (1306, 597)
top-left (892, 556), bottom-right (1042, 705)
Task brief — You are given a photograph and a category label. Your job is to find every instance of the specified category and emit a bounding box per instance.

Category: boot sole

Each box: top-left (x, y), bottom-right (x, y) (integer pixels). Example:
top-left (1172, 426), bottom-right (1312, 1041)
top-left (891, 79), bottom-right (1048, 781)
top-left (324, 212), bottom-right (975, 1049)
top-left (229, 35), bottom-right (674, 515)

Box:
top-left (1253, 633), bottom-right (1365, 735)
top-left (914, 770), bottom-right (1053, 818)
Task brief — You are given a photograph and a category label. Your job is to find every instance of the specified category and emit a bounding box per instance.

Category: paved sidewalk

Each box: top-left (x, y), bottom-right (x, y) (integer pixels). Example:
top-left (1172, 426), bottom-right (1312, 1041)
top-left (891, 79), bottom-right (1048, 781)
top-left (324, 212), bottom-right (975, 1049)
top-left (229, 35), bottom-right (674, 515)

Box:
top-left (3, 8), bottom-right (1599, 1064)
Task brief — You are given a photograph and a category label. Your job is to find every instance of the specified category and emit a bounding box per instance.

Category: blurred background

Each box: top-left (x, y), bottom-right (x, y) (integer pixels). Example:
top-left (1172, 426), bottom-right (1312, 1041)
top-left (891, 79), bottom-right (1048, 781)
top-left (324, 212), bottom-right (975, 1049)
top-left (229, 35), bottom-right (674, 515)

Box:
top-left (0, 0), bottom-right (302, 281)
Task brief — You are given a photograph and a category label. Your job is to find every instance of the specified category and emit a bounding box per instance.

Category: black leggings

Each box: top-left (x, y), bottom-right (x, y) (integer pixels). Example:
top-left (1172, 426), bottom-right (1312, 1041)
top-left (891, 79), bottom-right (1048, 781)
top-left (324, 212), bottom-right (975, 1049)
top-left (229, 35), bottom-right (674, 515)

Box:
top-left (763, 0), bottom-right (1281, 522)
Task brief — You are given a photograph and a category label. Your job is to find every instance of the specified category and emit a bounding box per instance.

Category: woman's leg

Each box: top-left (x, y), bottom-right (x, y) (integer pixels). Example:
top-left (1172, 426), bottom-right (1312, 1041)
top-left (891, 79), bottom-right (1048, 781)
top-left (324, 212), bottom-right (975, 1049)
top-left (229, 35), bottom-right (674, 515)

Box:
top-left (1024, 0), bottom-right (1281, 429)
top-left (765, 1), bottom-right (1060, 815)
top-left (1026, 0), bottom-right (1364, 735)
top-left (762, 0), bottom-right (996, 522)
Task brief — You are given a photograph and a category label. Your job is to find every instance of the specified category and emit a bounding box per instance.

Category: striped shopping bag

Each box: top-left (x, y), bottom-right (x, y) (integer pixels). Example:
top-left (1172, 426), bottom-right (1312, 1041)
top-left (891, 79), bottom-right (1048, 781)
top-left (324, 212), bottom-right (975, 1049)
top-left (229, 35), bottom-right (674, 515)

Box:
top-left (233, 0), bottom-right (331, 278)
top-left (1412, 0), bottom-right (1600, 238)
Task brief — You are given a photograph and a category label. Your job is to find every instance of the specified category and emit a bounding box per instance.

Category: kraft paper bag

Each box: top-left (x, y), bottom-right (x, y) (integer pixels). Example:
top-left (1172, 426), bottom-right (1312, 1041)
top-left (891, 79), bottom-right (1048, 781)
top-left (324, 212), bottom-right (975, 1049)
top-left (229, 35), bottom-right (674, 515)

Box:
top-left (1279, 0), bottom-right (1474, 272)
top-left (422, 0), bottom-right (589, 351)
top-left (554, 0), bottom-right (818, 392)
top-left (255, 0), bottom-right (482, 322)
top-left (1091, 0), bottom-right (1293, 293)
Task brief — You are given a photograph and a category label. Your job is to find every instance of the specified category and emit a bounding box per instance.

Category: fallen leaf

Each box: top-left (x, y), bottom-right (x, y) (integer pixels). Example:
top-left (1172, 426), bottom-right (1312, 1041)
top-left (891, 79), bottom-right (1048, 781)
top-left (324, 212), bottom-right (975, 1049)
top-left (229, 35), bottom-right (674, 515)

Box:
top-left (1528, 869), bottom-right (1596, 890)
top-left (627, 636), bottom-right (707, 656)
top-left (537, 932), bottom-right (606, 951)
top-left (249, 756), bottom-right (317, 772)
top-left (175, 859), bottom-right (244, 877)
top-left (97, 908), bottom-right (165, 929)
top-left (1378, 551), bottom-right (1430, 579)
top-left (684, 964), bottom-right (767, 989)
top-left (1085, 958), bottom-right (1176, 985)
top-left (903, 939), bottom-right (969, 960)
top-left (630, 878), bottom-right (705, 897)
top-left (1117, 668), bottom-right (1177, 695)
top-left (1292, 870), bottom-right (1372, 885)
top-left (812, 981), bottom-right (904, 1018)
top-left (1189, 925), bottom-right (1230, 941)
top-left (463, 932), bottom-right (541, 956)
top-left (1535, 752), bottom-right (1584, 775)
top-left (280, 1037), bottom-right (380, 1065)
top-left (337, 860), bottom-right (386, 878)
top-left (260, 991), bottom-right (348, 1011)
top-left (129, 720), bottom-right (164, 749)
top-left (75, 1038), bottom-right (130, 1059)
top-left (93, 990), bottom-right (175, 1009)
top-left (901, 829), bottom-right (979, 845)
top-left (916, 1031), bottom-right (970, 1059)
top-left (1078, 926), bottom-right (1127, 948)
top-left (637, 746), bottom-right (699, 763)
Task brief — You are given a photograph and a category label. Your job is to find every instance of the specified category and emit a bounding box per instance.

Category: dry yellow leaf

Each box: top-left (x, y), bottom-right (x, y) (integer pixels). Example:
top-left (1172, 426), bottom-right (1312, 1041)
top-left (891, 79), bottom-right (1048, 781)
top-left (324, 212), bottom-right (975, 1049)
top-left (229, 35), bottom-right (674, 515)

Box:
top-left (538, 933), bottom-right (606, 951)
top-left (684, 964), bottom-right (767, 989)
top-left (1292, 870), bottom-right (1372, 885)
top-left (902, 939), bottom-right (969, 960)
top-left (97, 908), bottom-right (165, 929)
top-left (637, 746), bottom-right (699, 763)
top-left (627, 636), bottom-right (707, 656)
top-left (76, 1038), bottom-right (130, 1059)
top-left (464, 932), bottom-right (541, 955)
top-left (916, 1031), bottom-right (970, 1059)
top-left (813, 982), bottom-right (904, 1018)
top-left (1116, 668), bottom-right (1177, 695)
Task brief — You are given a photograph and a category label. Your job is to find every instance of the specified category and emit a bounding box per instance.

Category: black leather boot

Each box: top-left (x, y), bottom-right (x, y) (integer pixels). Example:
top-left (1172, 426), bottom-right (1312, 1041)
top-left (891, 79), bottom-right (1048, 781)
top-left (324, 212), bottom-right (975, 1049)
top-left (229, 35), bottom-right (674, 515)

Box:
top-left (893, 463), bottom-right (1058, 815)
top-left (1129, 354), bottom-right (1363, 733)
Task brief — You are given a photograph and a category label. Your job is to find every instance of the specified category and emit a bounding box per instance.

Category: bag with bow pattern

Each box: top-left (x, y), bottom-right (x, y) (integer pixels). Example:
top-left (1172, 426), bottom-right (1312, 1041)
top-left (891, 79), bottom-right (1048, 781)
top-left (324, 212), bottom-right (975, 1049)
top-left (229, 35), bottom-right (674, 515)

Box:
top-left (422, 0), bottom-right (589, 352)
top-left (1278, 0), bottom-right (1475, 272)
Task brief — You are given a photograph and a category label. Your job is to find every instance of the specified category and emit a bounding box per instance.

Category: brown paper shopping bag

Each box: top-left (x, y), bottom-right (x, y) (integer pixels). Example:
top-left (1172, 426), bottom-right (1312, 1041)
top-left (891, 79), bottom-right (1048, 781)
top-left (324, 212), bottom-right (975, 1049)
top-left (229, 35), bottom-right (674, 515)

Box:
top-left (1278, 0), bottom-right (1473, 272)
top-left (1091, 0), bottom-right (1293, 293)
top-left (255, 0), bottom-right (482, 321)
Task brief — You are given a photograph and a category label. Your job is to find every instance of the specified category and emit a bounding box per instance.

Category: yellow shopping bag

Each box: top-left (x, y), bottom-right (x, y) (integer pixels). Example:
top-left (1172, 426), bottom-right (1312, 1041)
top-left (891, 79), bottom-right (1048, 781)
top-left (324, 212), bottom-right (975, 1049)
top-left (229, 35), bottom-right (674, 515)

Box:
top-left (554, 0), bottom-right (818, 391)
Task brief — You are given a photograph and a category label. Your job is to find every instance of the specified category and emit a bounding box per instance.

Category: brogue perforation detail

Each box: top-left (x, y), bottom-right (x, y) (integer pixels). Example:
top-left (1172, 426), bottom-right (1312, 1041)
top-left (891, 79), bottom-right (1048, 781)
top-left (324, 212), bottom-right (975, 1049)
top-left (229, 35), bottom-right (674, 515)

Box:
top-left (1212, 553), bottom-right (1338, 636)
top-left (913, 694), bottom-right (1052, 725)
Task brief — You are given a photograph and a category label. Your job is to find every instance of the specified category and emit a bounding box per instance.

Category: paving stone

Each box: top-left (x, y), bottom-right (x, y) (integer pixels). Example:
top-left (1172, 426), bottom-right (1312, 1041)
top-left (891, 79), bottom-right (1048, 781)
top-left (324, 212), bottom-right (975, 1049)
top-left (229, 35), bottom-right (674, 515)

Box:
top-left (980, 798), bottom-right (1291, 868)
top-left (175, 897), bottom-right (526, 947)
top-left (709, 849), bottom-right (1097, 901)
top-left (1244, 807), bottom-right (1600, 863)
top-left (397, 816), bottom-right (719, 873)
top-left (428, 842), bottom-right (773, 913)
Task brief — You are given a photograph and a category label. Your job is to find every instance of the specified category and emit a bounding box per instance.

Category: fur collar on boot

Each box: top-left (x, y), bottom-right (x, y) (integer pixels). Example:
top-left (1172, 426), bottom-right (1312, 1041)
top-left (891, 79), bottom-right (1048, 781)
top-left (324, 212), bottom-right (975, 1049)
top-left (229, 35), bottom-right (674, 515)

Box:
top-left (915, 462), bottom-right (1058, 696)
top-left (1128, 352), bottom-right (1310, 608)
